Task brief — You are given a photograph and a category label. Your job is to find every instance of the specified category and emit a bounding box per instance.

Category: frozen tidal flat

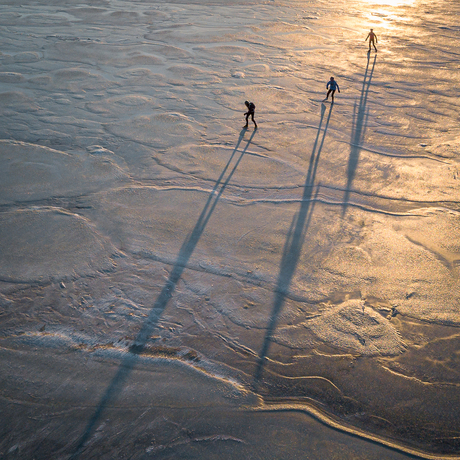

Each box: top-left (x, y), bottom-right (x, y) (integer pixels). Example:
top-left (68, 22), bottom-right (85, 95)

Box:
top-left (1, 0), bottom-right (460, 458)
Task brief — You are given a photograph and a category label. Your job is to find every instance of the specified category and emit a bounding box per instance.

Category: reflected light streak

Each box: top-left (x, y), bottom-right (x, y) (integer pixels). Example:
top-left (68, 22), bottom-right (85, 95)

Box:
top-left (361, 0), bottom-right (415, 4)
top-left (360, 0), bottom-right (417, 30)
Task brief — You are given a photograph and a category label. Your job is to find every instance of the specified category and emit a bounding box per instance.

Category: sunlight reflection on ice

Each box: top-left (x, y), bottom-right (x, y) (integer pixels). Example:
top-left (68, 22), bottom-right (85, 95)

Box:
top-left (360, 0), bottom-right (416, 5)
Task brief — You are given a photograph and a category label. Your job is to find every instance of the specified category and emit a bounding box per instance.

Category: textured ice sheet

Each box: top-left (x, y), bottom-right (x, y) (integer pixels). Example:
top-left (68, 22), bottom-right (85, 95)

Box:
top-left (105, 112), bottom-right (205, 149)
top-left (84, 184), bottom-right (460, 327)
top-left (0, 348), bottom-right (421, 460)
top-left (0, 140), bottom-right (127, 205)
top-left (1, 0), bottom-right (460, 455)
top-left (0, 208), bottom-right (116, 283)
top-left (87, 186), bottom-right (294, 276)
top-left (275, 299), bottom-right (406, 356)
top-left (321, 208), bottom-right (460, 325)
top-left (160, 142), bottom-right (305, 186)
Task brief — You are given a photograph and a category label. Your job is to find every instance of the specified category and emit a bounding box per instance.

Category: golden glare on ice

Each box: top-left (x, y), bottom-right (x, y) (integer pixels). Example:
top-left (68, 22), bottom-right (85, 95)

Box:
top-left (360, 0), bottom-right (415, 5)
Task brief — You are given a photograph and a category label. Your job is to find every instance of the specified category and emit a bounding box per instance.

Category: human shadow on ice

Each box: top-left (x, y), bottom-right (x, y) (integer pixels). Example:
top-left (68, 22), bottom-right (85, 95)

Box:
top-left (342, 53), bottom-right (376, 216)
top-left (71, 128), bottom-right (257, 459)
top-left (253, 103), bottom-right (333, 391)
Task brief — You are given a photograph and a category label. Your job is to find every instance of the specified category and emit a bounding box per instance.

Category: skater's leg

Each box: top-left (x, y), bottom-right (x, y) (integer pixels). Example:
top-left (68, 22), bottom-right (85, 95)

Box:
top-left (251, 113), bottom-right (257, 128)
top-left (243, 113), bottom-right (249, 128)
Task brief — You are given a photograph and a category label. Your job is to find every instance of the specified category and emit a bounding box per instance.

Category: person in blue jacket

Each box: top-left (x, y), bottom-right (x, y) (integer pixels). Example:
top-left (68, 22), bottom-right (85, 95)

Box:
top-left (324, 76), bottom-right (340, 103)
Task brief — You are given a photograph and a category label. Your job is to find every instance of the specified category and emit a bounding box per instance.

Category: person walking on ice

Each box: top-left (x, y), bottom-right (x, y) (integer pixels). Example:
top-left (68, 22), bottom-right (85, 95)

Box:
top-left (324, 76), bottom-right (340, 103)
top-left (365, 28), bottom-right (378, 52)
top-left (243, 100), bottom-right (257, 129)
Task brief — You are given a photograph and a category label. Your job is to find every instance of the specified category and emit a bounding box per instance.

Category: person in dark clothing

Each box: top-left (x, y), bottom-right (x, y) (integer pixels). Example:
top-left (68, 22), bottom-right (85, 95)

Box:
top-left (365, 29), bottom-right (378, 52)
top-left (324, 76), bottom-right (340, 103)
top-left (243, 100), bottom-right (257, 129)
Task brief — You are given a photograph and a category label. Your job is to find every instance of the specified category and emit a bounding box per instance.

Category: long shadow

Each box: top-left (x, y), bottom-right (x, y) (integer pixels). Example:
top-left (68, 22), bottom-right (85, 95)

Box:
top-left (70, 128), bottom-right (257, 459)
top-left (253, 103), bottom-right (333, 390)
top-left (342, 53), bottom-right (377, 216)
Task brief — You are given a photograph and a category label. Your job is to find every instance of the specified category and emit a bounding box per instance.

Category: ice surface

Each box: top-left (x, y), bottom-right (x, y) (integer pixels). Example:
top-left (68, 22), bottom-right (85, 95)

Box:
top-left (0, 208), bottom-right (116, 283)
top-left (1, 0), bottom-right (460, 458)
top-left (0, 140), bottom-right (127, 205)
top-left (275, 299), bottom-right (406, 356)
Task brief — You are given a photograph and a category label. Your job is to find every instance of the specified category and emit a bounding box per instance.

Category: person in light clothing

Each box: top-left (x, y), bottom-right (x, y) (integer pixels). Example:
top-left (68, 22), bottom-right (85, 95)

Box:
top-left (365, 29), bottom-right (378, 52)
